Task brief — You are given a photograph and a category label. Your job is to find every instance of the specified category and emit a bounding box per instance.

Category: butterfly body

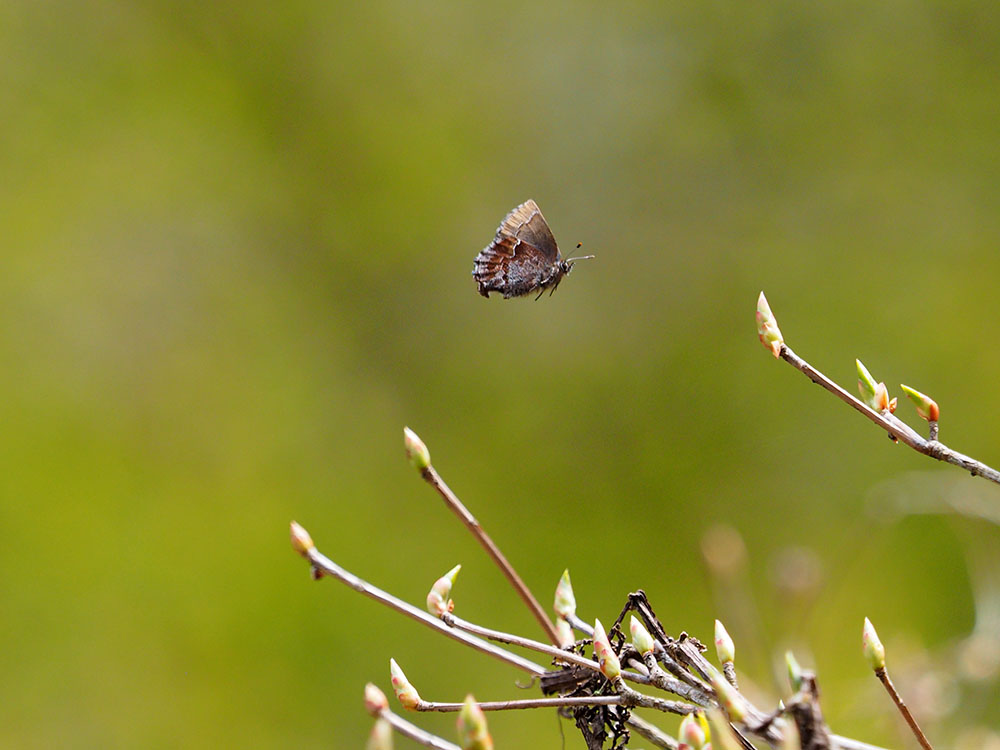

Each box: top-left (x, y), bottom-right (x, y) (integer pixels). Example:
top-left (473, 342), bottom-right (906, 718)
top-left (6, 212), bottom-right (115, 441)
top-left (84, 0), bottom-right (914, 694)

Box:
top-left (473, 200), bottom-right (587, 299)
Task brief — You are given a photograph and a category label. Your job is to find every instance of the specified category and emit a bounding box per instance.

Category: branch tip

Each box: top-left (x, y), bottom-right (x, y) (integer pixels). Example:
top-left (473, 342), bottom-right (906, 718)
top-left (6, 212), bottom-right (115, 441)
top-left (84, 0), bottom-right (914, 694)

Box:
top-left (630, 615), bottom-right (656, 656)
top-left (714, 619), bottom-right (735, 665)
top-left (427, 564), bottom-right (462, 616)
top-left (756, 291), bottom-right (784, 358)
top-left (404, 426), bottom-right (431, 472)
top-left (366, 717), bottom-right (393, 750)
top-left (593, 619), bottom-right (622, 681)
top-left (554, 568), bottom-right (577, 619)
top-left (389, 658), bottom-right (422, 711)
top-left (456, 695), bottom-right (493, 750)
top-left (364, 682), bottom-right (389, 716)
top-left (289, 521), bottom-right (314, 557)
top-left (862, 617), bottom-right (886, 671)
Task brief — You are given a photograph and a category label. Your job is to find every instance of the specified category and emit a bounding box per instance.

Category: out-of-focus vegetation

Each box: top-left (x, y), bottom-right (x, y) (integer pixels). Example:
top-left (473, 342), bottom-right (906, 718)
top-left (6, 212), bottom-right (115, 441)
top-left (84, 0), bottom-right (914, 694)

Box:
top-left (2, 1), bottom-right (999, 746)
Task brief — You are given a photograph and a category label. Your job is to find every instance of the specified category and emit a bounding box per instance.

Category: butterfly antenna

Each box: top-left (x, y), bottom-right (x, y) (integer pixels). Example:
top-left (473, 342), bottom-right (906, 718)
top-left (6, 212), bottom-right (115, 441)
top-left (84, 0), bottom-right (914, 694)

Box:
top-left (565, 242), bottom-right (596, 264)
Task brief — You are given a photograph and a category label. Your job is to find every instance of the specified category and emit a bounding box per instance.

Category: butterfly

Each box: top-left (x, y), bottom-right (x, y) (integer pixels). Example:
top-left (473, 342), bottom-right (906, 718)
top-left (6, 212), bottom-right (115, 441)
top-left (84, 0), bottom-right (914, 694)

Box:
top-left (472, 200), bottom-right (593, 299)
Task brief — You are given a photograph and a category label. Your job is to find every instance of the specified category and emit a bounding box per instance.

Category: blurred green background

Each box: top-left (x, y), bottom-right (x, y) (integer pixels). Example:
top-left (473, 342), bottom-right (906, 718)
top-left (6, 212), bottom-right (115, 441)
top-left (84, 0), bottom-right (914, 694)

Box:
top-left (3, 1), bottom-right (1000, 747)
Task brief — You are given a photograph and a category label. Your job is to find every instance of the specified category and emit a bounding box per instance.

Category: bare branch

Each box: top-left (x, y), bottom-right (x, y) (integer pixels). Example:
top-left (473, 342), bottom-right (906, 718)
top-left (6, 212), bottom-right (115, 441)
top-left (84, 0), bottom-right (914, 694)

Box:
top-left (302, 544), bottom-right (547, 676)
top-left (419, 461), bottom-right (563, 645)
top-left (417, 696), bottom-right (628, 712)
top-left (874, 666), bottom-right (934, 750)
top-left (625, 714), bottom-right (679, 750)
top-left (442, 612), bottom-right (654, 688)
top-left (378, 708), bottom-right (461, 750)
top-left (832, 736), bottom-right (899, 750)
top-left (776, 343), bottom-right (1000, 485)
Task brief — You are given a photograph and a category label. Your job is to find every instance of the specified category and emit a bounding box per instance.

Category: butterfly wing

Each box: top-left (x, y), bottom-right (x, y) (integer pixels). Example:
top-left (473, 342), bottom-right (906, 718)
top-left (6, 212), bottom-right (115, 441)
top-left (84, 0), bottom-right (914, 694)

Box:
top-left (497, 199), bottom-right (560, 262)
top-left (473, 236), bottom-right (558, 298)
top-left (473, 200), bottom-right (565, 298)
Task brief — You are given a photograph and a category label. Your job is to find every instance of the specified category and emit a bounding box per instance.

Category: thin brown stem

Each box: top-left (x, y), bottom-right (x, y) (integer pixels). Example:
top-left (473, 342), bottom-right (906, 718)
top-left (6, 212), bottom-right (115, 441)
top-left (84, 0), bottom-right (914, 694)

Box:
top-left (875, 666), bottom-right (934, 750)
top-left (421, 464), bottom-right (563, 645)
top-left (378, 708), bottom-right (461, 750)
top-left (778, 345), bottom-right (1000, 485)
top-left (303, 546), bottom-right (546, 676)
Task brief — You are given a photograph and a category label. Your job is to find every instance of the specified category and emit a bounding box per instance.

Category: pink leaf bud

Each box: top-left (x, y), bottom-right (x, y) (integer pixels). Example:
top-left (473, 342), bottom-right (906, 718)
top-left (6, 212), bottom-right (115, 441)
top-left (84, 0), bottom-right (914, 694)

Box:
top-left (714, 620), bottom-right (735, 664)
top-left (366, 718), bottom-right (393, 750)
top-left (756, 292), bottom-right (784, 358)
top-left (710, 668), bottom-right (747, 722)
top-left (556, 618), bottom-right (575, 648)
top-left (706, 708), bottom-right (744, 750)
top-left (679, 712), bottom-right (707, 749)
top-left (863, 617), bottom-right (886, 671)
top-left (403, 427), bottom-right (431, 472)
top-left (900, 384), bottom-right (939, 422)
top-left (426, 564), bottom-right (461, 617)
top-left (289, 521), bottom-right (315, 557)
top-left (554, 569), bottom-right (577, 619)
top-left (389, 658), bottom-right (421, 711)
top-left (593, 619), bottom-right (621, 682)
top-left (630, 616), bottom-right (656, 656)
top-left (364, 682), bottom-right (388, 716)
top-left (456, 694), bottom-right (493, 750)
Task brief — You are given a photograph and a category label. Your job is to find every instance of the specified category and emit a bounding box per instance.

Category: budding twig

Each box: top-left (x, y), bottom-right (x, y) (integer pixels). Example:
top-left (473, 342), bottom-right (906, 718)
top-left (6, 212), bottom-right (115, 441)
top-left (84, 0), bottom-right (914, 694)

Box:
top-left (863, 618), bottom-right (933, 750)
top-left (566, 612), bottom-right (595, 637)
top-left (405, 428), bottom-right (562, 645)
top-left (874, 668), bottom-right (934, 750)
top-left (416, 695), bottom-right (641, 712)
top-left (625, 714), bottom-right (679, 750)
top-left (366, 686), bottom-right (460, 750)
top-left (441, 612), bottom-right (654, 688)
top-left (293, 525), bottom-right (546, 676)
top-left (378, 707), bottom-right (461, 750)
top-left (714, 619), bottom-right (738, 690)
top-left (755, 294), bottom-right (1000, 485)
top-left (297, 519), bottom-right (894, 750)
top-left (641, 652), bottom-right (714, 707)
top-left (831, 736), bottom-right (898, 750)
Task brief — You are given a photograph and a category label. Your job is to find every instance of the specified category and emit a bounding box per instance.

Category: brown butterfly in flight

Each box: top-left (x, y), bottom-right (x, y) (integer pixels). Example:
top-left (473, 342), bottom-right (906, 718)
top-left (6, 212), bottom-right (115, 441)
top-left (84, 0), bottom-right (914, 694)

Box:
top-left (472, 200), bottom-right (594, 299)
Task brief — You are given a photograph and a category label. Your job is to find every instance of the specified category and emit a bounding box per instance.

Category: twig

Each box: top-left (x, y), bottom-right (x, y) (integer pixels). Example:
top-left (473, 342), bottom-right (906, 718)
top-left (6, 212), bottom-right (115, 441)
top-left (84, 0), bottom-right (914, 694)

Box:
top-left (640, 652), bottom-right (713, 707)
top-left (625, 714), bottom-right (679, 750)
top-left (778, 344), bottom-right (1000, 485)
top-left (875, 666), bottom-right (934, 750)
top-left (654, 644), bottom-right (712, 694)
top-left (615, 681), bottom-right (698, 715)
top-left (420, 463), bottom-right (563, 645)
top-left (303, 545), bottom-right (546, 676)
top-left (722, 661), bottom-right (738, 690)
top-left (567, 613), bottom-right (595, 637)
top-left (442, 612), bottom-right (653, 688)
top-left (294, 524), bottom-right (893, 750)
top-left (417, 696), bottom-right (630, 712)
top-left (378, 708), bottom-right (461, 750)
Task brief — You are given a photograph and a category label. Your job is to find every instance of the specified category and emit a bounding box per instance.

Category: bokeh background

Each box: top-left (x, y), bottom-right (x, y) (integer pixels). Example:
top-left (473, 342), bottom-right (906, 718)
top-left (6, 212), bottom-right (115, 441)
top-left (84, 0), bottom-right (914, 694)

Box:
top-left (3, 1), bottom-right (1000, 747)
